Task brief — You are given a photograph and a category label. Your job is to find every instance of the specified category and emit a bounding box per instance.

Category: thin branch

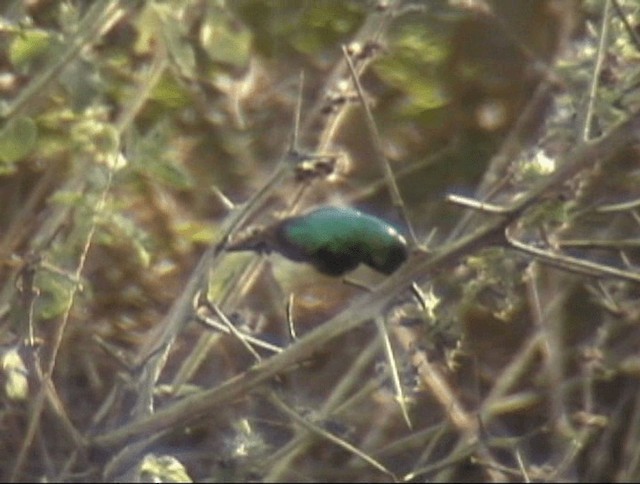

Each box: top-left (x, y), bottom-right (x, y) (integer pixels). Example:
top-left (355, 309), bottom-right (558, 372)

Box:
top-left (596, 197), bottom-right (640, 212)
top-left (581, 0), bottom-right (612, 141)
top-left (264, 338), bottom-right (382, 481)
top-left (403, 442), bottom-right (478, 481)
top-left (375, 316), bottom-right (412, 429)
top-left (506, 228), bottom-right (640, 284)
top-left (268, 392), bottom-right (397, 481)
top-left (341, 44), bottom-right (418, 247)
top-left (210, 303), bottom-right (262, 363)
top-left (286, 293), bottom-right (298, 341)
top-left (447, 194), bottom-right (513, 214)
top-left (556, 238), bottom-right (640, 250)
top-left (447, 81), bottom-right (556, 239)
top-left (194, 307), bottom-right (282, 355)
top-left (290, 71), bottom-right (305, 152)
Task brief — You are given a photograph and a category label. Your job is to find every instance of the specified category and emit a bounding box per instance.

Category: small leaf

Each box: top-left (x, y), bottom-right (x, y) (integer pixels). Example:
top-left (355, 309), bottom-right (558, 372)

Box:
top-left (49, 189), bottom-right (85, 207)
top-left (96, 211), bottom-right (153, 268)
top-left (373, 19), bottom-right (452, 113)
top-left (139, 454), bottom-right (192, 483)
top-left (71, 119), bottom-right (119, 158)
top-left (9, 28), bottom-right (52, 68)
top-left (2, 348), bottom-right (28, 401)
top-left (150, 2), bottom-right (197, 77)
top-left (0, 116), bottom-right (38, 165)
top-left (142, 153), bottom-right (193, 190)
top-left (200, 5), bottom-right (252, 67)
top-left (149, 73), bottom-right (191, 110)
top-left (35, 271), bottom-right (76, 320)
top-left (174, 220), bottom-right (218, 244)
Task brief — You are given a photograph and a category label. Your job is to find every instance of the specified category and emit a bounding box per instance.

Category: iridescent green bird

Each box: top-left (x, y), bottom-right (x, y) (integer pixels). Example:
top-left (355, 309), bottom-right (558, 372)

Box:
top-left (226, 206), bottom-right (408, 276)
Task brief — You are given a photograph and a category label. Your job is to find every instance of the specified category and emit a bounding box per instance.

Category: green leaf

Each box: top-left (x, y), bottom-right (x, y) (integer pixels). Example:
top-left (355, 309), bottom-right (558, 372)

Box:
top-left (200, 4), bottom-right (252, 67)
top-left (49, 189), bottom-right (85, 207)
top-left (0, 116), bottom-right (38, 165)
top-left (373, 18), bottom-right (452, 113)
top-left (140, 151), bottom-right (193, 190)
top-left (35, 270), bottom-right (76, 320)
top-left (9, 28), bottom-right (52, 69)
top-left (174, 220), bottom-right (218, 244)
top-left (288, 2), bottom-right (363, 55)
top-left (149, 73), bottom-right (191, 110)
top-left (96, 211), bottom-right (153, 268)
top-left (71, 118), bottom-right (120, 157)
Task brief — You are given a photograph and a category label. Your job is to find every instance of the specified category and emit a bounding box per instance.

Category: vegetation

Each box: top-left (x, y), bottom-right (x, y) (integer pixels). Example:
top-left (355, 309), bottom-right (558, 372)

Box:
top-left (1, 0), bottom-right (640, 481)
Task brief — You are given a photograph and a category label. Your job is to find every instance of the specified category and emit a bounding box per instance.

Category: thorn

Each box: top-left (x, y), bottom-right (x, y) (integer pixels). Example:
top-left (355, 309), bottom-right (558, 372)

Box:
top-left (211, 185), bottom-right (235, 212)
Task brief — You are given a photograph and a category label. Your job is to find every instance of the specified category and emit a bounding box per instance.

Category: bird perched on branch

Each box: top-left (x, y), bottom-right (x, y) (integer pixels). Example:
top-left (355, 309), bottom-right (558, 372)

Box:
top-left (226, 206), bottom-right (408, 276)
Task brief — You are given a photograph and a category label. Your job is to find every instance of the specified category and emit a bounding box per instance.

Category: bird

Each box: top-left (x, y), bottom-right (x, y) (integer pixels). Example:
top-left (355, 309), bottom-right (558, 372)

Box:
top-left (225, 206), bottom-right (409, 276)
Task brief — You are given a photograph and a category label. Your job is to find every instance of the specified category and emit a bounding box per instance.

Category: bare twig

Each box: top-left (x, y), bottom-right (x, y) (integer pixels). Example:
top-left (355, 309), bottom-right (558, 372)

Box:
top-left (264, 338), bottom-right (382, 481)
top-left (375, 316), bottom-right (412, 429)
top-left (341, 44), bottom-right (418, 247)
top-left (210, 303), bottom-right (262, 363)
top-left (268, 392), bottom-right (397, 481)
top-left (506, 229), bottom-right (640, 284)
top-left (580, 0), bottom-right (612, 141)
top-left (194, 306), bottom-right (282, 355)
top-left (447, 194), bottom-right (513, 214)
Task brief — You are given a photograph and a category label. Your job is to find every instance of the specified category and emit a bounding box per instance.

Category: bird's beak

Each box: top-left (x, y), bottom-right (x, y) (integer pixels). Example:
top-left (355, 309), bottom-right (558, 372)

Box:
top-left (225, 226), bottom-right (271, 254)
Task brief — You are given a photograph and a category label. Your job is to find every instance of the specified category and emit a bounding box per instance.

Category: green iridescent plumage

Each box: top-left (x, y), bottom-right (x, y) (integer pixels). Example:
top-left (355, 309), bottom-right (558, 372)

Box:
top-left (227, 206), bottom-right (408, 276)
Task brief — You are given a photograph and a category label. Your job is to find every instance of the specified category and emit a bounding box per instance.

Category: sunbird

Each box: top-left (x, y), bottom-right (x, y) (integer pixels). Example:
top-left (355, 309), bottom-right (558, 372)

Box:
top-left (226, 206), bottom-right (408, 276)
